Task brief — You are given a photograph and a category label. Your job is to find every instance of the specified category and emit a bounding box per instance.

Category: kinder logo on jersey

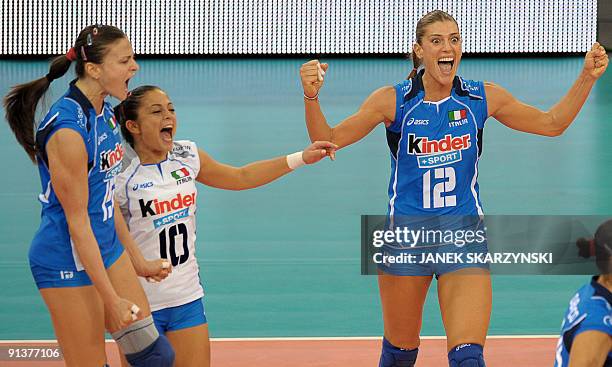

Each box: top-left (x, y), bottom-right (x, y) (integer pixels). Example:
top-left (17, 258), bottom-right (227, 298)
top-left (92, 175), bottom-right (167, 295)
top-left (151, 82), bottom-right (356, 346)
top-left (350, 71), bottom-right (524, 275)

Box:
top-left (171, 168), bottom-right (193, 185)
top-left (409, 133), bottom-right (471, 168)
top-left (139, 192), bottom-right (196, 218)
top-left (407, 133), bottom-right (470, 155)
top-left (100, 143), bottom-right (124, 179)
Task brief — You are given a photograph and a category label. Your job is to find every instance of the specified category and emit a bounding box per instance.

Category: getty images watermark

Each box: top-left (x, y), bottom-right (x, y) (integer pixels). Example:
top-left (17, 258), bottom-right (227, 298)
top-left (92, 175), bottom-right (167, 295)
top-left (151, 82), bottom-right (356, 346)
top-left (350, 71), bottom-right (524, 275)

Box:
top-left (361, 215), bottom-right (608, 275)
top-left (370, 226), bottom-right (552, 266)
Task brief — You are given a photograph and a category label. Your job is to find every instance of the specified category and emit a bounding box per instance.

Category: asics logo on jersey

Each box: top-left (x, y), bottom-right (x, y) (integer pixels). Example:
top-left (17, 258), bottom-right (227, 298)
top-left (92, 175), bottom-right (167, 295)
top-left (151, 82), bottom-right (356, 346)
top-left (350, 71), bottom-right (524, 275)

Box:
top-left (406, 117), bottom-right (429, 126)
top-left (139, 192), bottom-right (196, 218)
top-left (407, 134), bottom-right (471, 155)
top-left (100, 143), bottom-right (124, 171)
top-left (97, 132), bottom-right (108, 145)
top-left (132, 181), bottom-right (153, 191)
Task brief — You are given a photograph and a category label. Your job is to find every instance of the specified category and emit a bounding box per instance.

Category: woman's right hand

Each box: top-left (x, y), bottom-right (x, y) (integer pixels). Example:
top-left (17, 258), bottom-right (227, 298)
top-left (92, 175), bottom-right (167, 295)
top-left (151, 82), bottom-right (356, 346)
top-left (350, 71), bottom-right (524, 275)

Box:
top-left (135, 258), bottom-right (172, 283)
top-left (300, 60), bottom-right (329, 98)
top-left (107, 297), bottom-right (141, 330)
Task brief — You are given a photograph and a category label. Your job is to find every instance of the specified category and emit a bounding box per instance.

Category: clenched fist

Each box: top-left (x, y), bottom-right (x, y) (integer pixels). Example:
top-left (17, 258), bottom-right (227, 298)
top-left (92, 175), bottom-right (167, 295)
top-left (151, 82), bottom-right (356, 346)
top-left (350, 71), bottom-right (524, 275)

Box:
top-left (582, 42), bottom-right (608, 80)
top-left (300, 59), bottom-right (329, 98)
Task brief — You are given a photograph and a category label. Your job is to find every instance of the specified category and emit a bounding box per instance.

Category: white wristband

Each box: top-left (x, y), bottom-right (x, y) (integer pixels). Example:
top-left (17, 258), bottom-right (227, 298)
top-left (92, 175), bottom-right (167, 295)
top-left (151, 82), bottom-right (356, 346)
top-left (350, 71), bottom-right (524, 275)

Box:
top-left (286, 151), bottom-right (305, 170)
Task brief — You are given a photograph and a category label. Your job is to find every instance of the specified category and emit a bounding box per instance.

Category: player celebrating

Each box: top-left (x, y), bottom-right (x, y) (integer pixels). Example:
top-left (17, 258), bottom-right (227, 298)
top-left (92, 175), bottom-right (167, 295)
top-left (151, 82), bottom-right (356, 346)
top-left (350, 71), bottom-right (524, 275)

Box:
top-left (299, 10), bottom-right (608, 367)
top-left (555, 220), bottom-right (612, 367)
top-left (113, 85), bottom-right (337, 367)
top-left (3, 25), bottom-right (174, 366)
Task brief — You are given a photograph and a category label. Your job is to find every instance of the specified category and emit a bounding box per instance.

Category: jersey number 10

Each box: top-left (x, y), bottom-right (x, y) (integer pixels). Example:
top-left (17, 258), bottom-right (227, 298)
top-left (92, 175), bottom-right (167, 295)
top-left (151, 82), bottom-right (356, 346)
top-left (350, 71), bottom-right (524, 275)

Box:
top-left (422, 167), bottom-right (456, 209)
top-left (159, 223), bottom-right (190, 266)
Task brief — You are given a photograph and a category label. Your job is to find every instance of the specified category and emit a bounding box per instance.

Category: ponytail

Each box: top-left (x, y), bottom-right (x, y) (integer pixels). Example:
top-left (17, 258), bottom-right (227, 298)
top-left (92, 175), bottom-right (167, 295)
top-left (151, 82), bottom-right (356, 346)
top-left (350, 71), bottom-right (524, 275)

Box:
top-left (407, 50), bottom-right (422, 79)
top-left (3, 54), bottom-right (73, 162)
top-left (4, 24), bottom-right (126, 162)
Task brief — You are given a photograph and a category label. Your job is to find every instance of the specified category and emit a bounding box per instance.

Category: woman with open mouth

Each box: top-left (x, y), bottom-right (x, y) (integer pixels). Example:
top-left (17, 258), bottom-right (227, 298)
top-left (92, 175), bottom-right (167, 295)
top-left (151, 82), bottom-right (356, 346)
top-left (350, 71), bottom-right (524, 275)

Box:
top-left (3, 25), bottom-right (177, 366)
top-left (299, 9), bottom-right (608, 367)
top-left (113, 85), bottom-right (337, 367)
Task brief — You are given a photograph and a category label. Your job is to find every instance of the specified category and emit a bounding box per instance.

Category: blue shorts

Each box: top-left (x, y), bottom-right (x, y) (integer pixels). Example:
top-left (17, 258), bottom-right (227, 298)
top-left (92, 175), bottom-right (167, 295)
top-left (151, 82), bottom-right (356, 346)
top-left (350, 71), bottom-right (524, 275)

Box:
top-left (377, 242), bottom-right (490, 277)
top-left (152, 298), bottom-right (207, 334)
top-left (30, 245), bottom-right (124, 289)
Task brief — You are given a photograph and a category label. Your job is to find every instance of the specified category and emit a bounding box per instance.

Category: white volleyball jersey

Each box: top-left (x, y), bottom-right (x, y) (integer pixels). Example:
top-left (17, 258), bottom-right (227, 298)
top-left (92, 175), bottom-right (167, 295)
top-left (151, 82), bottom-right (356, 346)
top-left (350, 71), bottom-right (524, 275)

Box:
top-left (115, 140), bottom-right (203, 311)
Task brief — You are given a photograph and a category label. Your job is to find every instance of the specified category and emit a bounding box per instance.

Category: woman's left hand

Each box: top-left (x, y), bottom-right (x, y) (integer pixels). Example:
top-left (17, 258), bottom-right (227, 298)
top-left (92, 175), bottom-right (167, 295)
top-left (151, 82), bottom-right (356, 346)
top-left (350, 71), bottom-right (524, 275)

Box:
top-left (583, 42), bottom-right (608, 80)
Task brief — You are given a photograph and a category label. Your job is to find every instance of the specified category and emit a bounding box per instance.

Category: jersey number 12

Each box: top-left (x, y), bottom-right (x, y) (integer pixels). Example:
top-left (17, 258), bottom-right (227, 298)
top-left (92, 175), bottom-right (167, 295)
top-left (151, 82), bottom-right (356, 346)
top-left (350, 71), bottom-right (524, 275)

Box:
top-left (423, 167), bottom-right (456, 209)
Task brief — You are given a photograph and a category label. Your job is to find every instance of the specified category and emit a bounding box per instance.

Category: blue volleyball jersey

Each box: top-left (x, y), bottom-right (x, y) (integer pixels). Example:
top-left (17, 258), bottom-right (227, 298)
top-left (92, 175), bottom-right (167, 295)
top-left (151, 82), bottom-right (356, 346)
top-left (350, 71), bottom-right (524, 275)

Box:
top-left (29, 80), bottom-right (125, 270)
top-left (387, 71), bottom-right (487, 217)
top-left (555, 276), bottom-right (612, 367)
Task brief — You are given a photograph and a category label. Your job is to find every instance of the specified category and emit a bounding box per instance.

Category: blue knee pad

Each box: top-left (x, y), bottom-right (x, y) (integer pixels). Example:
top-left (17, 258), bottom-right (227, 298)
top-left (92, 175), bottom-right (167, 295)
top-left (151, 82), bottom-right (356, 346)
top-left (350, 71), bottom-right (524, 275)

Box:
top-left (379, 337), bottom-right (418, 367)
top-left (125, 334), bottom-right (175, 367)
top-left (448, 343), bottom-right (485, 367)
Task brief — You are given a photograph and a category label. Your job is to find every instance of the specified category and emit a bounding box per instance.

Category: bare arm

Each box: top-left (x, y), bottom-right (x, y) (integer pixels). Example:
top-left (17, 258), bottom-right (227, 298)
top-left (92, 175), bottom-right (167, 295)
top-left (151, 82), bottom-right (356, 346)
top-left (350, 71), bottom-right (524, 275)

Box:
top-left (196, 141), bottom-right (337, 190)
top-left (47, 129), bottom-right (120, 305)
top-left (486, 42), bottom-right (608, 137)
top-left (300, 60), bottom-right (396, 149)
top-left (113, 204), bottom-right (171, 282)
top-left (568, 331), bottom-right (612, 367)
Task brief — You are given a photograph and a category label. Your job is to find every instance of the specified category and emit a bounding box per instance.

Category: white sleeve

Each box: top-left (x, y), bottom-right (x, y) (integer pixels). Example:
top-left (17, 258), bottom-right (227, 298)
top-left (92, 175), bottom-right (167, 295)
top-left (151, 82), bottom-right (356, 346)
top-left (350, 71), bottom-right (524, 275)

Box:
top-left (172, 140), bottom-right (201, 177)
top-left (114, 170), bottom-right (129, 209)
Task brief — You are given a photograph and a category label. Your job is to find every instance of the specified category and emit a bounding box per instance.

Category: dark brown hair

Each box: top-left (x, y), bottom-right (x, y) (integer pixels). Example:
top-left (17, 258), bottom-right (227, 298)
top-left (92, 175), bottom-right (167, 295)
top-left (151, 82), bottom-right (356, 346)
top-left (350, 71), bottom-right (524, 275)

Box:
top-left (114, 86), bottom-right (163, 147)
top-left (3, 25), bottom-right (127, 162)
top-left (577, 220), bottom-right (612, 274)
top-left (408, 10), bottom-right (459, 79)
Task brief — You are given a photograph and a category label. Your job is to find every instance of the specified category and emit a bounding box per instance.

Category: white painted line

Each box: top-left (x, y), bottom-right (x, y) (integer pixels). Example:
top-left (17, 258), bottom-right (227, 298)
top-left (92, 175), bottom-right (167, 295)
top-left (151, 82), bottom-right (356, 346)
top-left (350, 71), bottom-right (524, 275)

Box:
top-left (0, 335), bottom-right (559, 344)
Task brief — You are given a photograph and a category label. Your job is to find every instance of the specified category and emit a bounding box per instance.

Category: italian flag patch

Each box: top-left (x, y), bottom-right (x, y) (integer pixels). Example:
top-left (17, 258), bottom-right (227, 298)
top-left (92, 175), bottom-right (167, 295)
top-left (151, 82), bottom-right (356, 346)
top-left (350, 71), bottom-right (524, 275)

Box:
top-left (171, 168), bottom-right (190, 180)
top-left (107, 115), bottom-right (117, 129)
top-left (448, 109), bottom-right (467, 121)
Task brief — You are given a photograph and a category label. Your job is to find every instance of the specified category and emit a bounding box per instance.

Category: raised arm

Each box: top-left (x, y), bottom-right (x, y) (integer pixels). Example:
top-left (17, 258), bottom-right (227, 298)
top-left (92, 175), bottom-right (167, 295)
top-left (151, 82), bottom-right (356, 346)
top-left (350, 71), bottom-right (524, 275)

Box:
top-left (300, 60), bottom-right (396, 149)
top-left (195, 140), bottom-right (337, 190)
top-left (47, 129), bottom-right (137, 328)
top-left (486, 42), bottom-right (608, 137)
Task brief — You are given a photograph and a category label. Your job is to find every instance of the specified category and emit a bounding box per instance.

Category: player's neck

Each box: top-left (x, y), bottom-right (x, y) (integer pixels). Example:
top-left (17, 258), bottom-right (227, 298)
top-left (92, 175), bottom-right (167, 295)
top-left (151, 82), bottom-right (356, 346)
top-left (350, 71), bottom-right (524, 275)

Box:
top-left (597, 274), bottom-right (612, 291)
top-left (134, 144), bottom-right (168, 165)
top-left (422, 73), bottom-right (452, 102)
top-left (75, 78), bottom-right (106, 114)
